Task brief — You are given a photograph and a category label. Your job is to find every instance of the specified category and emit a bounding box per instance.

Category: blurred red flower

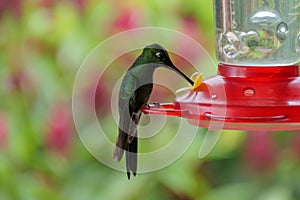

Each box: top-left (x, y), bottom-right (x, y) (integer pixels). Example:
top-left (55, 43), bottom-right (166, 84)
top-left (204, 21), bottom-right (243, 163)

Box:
top-left (82, 74), bottom-right (111, 118)
top-left (173, 16), bottom-right (204, 70)
top-left (8, 70), bottom-right (27, 92)
top-left (181, 16), bottom-right (200, 42)
top-left (290, 132), bottom-right (300, 159)
top-left (112, 9), bottom-right (142, 32)
top-left (0, 113), bottom-right (8, 149)
top-left (39, 0), bottom-right (56, 8)
top-left (71, 0), bottom-right (87, 13)
top-left (45, 104), bottom-right (73, 155)
top-left (0, 0), bottom-right (22, 19)
top-left (243, 131), bottom-right (277, 172)
top-left (6, 69), bottom-right (36, 96)
top-left (94, 79), bottom-right (111, 118)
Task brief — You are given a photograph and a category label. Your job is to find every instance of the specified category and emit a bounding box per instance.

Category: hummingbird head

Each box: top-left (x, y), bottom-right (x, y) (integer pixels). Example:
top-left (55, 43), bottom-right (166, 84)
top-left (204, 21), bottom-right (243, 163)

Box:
top-left (141, 43), bottom-right (194, 85)
top-left (142, 43), bottom-right (175, 68)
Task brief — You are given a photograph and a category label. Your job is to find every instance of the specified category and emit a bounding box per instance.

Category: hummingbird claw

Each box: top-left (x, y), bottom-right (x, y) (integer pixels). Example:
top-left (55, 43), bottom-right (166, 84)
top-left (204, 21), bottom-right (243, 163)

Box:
top-left (153, 102), bottom-right (161, 108)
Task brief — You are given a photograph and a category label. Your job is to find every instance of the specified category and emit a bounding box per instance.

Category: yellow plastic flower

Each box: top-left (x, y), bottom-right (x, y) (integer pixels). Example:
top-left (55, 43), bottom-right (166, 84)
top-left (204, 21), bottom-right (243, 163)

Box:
top-left (191, 72), bottom-right (203, 90)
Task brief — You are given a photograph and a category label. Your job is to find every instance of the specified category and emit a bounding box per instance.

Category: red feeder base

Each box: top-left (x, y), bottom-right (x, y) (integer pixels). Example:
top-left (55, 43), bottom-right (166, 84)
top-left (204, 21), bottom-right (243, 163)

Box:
top-left (142, 64), bottom-right (300, 131)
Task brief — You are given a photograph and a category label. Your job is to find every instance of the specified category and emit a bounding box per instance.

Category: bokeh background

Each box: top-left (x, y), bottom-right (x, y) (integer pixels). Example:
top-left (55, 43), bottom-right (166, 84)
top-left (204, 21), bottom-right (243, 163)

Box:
top-left (1, 0), bottom-right (300, 199)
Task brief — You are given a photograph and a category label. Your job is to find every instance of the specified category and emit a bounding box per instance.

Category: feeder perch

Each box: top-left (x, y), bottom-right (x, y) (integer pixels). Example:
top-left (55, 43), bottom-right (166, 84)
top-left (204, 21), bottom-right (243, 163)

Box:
top-left (142, 0), bottom-right (300, 131)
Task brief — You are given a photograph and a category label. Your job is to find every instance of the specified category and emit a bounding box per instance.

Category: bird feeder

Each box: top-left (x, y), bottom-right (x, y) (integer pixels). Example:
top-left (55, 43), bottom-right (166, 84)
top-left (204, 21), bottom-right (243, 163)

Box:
top-left (142, 0), bottom-right (300, 131)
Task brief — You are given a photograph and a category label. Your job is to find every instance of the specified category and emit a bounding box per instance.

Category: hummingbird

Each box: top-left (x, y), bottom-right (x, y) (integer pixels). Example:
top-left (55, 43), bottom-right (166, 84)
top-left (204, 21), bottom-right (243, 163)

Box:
top-left (113, 43), bottom-right (194, 179)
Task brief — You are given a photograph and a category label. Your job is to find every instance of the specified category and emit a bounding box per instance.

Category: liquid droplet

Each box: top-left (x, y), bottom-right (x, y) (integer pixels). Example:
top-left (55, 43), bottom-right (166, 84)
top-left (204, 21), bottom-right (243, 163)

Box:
top-left (239, 31), bottom-right (259, 53)
top-left (232, 21), bottom-right (238, 30)
top-left (222, 32), bottom-right (240, 59)
top-left (276, 22), bottom-right (289, 41)
top-left (223, 45), bottom-right (239, 58)
top-left (249, 11), bottom-right (281, 28)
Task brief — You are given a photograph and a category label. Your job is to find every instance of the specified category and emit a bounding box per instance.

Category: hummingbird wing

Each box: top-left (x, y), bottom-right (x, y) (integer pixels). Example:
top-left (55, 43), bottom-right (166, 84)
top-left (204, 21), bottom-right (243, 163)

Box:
top-left (114, 74), bottom-right (137, 161)
top-left (114, 106), bottom-right (130, 161)
top-left (114, 94), bottom-right (135, 160)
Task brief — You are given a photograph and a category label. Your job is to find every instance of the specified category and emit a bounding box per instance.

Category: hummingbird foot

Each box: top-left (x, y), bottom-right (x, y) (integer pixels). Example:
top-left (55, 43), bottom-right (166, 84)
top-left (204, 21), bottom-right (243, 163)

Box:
top-left (145, 103), bottom-right (151, 109)
top-left (152, 102), bottom-right (161, 108)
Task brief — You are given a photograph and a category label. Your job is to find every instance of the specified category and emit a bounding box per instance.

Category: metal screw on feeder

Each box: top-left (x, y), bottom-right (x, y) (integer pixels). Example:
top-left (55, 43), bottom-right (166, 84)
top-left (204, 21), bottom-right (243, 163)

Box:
top-left (143, 0), bottom-right (300, 131)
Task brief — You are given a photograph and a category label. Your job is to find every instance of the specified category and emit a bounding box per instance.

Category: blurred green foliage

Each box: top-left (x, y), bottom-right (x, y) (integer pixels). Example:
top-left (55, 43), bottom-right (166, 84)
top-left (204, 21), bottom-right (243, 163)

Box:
top-left (0, 0), bottom-right (300, 200)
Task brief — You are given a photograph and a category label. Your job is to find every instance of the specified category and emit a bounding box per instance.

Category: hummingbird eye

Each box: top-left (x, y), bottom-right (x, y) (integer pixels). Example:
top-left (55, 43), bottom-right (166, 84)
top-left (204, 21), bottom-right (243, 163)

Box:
top-left (155, 52), bottom-right (162, 58)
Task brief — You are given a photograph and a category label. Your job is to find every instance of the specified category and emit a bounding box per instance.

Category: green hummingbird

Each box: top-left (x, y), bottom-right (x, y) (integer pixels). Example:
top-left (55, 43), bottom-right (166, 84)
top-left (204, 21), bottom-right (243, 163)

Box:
top-left (113, 43), bottom-right (194, 179)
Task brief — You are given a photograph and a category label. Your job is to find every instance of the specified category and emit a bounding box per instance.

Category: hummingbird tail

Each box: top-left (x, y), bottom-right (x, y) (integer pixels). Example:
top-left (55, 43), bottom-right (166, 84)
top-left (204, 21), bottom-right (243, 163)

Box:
top-left (126, 136), bottom-right (138, 180)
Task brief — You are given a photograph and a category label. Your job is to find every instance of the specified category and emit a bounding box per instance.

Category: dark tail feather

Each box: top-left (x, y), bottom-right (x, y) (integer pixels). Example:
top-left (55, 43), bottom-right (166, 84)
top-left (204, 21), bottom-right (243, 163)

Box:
top-left (126, 136), bottom-right (138, 180)
top-left (126, 150), bottom-right (131, 180)
top-left (129, 136), bottom-right (138, 176)
top-left (113, 128), bottom-right (128, 161)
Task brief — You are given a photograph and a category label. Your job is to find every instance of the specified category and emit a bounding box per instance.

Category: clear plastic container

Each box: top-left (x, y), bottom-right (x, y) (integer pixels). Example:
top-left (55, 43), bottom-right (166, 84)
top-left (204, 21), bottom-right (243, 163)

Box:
top-left (214, 0), bottom-right (300, 66)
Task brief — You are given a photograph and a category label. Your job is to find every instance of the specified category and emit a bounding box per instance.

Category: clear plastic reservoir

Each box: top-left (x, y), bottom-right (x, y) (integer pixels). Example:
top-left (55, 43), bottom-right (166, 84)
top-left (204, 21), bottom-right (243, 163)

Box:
top-left (214, 0), bottom-right (300, 66)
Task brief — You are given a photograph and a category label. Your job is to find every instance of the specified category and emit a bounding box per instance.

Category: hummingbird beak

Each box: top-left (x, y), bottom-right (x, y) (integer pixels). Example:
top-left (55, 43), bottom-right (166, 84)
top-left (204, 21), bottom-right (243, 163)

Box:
top-left (167, 63), bottom-right (194, 86)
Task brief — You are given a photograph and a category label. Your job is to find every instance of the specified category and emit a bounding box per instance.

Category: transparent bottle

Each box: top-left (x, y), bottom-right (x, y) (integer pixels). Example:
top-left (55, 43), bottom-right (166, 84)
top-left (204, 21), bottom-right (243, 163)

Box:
top-left (214, 0), bottom-right (300, 66)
